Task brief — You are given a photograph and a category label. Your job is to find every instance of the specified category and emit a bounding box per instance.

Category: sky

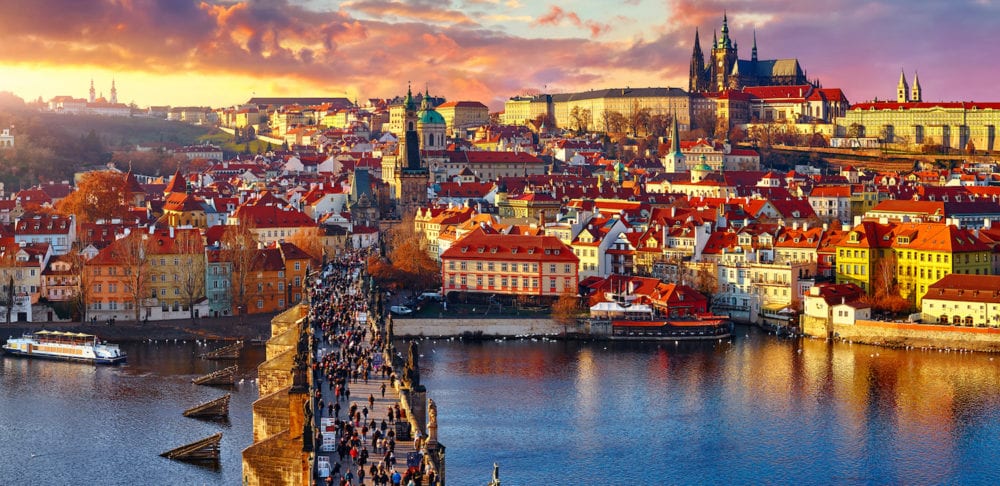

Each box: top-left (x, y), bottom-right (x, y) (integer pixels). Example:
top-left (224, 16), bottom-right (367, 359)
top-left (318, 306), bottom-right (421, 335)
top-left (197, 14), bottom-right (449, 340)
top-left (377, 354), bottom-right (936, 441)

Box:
top-left (0, 0), bottom-right (996, 111)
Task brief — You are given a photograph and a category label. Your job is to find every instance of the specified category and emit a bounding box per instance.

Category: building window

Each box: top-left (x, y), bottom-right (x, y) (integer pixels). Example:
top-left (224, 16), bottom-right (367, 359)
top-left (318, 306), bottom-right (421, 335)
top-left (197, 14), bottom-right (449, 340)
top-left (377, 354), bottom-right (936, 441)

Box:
top-left (257, 300), bottom-right (264, 309)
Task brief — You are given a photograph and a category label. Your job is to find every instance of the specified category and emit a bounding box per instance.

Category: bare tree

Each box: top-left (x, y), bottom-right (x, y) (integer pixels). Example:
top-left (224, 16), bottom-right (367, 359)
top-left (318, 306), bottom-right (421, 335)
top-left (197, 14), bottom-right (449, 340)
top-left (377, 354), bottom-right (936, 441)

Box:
top-left (66, 246), bottom-right (93, 323)
top-left (175, 229), bottom-right (207, 321)
top-left (221, 217), bottom-right (261, 321)
top-left (692, 109), bottom-right (718, 139)
top-left (1, 276), bottom-right (13, 324)
top-left (116, 231), bottom-right (153, 323)
top-left (626, 100), bottom-right (651, 137)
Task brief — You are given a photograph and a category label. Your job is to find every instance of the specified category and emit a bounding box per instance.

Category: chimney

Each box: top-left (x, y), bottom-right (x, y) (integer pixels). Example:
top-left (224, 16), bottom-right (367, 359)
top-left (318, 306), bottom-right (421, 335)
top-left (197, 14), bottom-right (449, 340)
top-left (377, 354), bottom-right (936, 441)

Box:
top-left (169, 227), bottom-right (174, 238)
top-left (803, 222), bottom-right (809, 231)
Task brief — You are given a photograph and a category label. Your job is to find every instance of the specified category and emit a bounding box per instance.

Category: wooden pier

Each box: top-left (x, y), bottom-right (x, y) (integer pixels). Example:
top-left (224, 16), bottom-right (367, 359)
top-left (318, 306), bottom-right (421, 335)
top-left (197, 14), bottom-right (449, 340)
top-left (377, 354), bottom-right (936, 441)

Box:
top-left (183, 394), bottom-right (231, 419)
top-left (192, 365), bottom-right (238, 386)
top-left (201, 341), bottom-right (243, 360)
top-left (161, 432), bottom-right (222, 462)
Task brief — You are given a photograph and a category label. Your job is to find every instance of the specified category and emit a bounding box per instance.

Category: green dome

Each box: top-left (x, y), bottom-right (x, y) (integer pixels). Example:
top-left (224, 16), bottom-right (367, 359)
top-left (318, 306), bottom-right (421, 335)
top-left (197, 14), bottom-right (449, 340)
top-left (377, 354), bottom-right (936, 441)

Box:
top-left (692, 162), bottom-right (712, 172)
top-left (419, 108), bottom-right (445, 124)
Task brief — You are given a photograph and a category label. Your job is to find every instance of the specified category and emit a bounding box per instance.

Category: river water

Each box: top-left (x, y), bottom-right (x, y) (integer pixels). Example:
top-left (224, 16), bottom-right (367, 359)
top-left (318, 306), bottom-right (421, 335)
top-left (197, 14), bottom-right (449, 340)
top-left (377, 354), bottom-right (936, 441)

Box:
top-left (0, 340), bottom-right (263, 485)
top-left (418, 327), bottom-right (1000, 485)
top-left (3, 327), bottom-right (999, 485)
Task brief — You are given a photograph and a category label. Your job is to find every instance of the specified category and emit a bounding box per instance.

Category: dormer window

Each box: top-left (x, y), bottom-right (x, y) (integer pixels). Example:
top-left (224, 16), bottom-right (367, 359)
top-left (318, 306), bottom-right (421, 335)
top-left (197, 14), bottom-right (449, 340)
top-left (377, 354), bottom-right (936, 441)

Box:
top-left (511, 248), bottom-right (518, 254)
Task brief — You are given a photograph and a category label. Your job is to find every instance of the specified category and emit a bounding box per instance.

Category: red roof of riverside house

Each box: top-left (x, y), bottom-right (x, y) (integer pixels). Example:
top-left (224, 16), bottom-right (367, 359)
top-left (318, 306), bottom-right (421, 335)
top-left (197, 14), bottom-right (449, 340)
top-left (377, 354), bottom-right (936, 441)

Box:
top-left (15, 212), bottom-right (73, 235)
top-left (441, 231), bottom-right (578, 263)
top-left (926, 274), bottom-right (1000, 303)
top-left (808, 283), bottom-right (866, 306)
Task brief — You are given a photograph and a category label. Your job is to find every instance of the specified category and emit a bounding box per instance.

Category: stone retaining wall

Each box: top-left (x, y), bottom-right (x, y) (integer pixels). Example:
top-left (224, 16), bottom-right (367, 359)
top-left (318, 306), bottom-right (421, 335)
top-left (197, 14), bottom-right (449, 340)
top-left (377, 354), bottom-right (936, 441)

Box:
top-left (803, 315), bottom-right (1000, 352)
top-left (393, 318), bottom-right (570, 337)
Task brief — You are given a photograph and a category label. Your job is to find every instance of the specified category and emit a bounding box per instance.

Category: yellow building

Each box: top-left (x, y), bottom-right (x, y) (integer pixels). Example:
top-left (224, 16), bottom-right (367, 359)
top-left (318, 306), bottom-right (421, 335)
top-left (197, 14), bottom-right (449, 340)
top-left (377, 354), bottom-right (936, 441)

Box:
top-left (435, 101), bottom-right (489, 136)
top-left (838, 100), bottom-right (1000, 152)
top-left (835, 221), bottom-right (990, 306)
top-left (502, 88), bottom-right (691, 132)
top-left (501, 95), bottom-right (553, 126)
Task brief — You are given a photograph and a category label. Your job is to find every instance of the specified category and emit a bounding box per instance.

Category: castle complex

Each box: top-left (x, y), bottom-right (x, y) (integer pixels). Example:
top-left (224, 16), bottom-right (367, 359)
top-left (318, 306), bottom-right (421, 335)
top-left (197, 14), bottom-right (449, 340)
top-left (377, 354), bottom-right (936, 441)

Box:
top-left (689, 14), bottom-right (811, 93)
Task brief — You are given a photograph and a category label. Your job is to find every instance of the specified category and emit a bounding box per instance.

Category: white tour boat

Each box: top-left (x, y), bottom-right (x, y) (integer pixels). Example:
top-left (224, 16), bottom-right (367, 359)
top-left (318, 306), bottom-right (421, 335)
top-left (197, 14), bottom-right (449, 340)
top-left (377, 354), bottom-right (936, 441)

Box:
top-left (3, 330), bottom-right (127, 365)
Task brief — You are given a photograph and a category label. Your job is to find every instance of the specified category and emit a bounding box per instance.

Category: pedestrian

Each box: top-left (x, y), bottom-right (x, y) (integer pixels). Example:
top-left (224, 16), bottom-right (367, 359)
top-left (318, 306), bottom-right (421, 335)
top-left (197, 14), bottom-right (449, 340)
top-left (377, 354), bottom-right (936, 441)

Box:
top-left (381, 383), bottom-right (386, 398)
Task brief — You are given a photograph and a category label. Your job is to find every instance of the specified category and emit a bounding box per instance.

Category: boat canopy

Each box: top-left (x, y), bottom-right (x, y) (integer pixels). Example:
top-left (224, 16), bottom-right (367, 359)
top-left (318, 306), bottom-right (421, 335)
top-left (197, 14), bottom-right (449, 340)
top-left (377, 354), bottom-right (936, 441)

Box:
top-left (34, 330), bottom-right (96, 339)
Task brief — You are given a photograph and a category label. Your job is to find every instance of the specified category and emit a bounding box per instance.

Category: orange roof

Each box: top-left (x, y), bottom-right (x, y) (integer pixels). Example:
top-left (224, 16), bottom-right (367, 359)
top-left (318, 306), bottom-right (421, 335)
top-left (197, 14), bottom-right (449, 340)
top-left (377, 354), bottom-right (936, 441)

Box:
top-left (441, 231), bottom-right (577, 263)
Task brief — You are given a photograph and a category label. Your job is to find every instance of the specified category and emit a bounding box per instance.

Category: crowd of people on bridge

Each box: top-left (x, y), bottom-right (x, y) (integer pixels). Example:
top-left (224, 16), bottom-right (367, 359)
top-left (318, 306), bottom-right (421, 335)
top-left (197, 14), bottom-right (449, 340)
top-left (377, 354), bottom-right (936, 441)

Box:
top-left (307, 248), bottom-right (437, 486)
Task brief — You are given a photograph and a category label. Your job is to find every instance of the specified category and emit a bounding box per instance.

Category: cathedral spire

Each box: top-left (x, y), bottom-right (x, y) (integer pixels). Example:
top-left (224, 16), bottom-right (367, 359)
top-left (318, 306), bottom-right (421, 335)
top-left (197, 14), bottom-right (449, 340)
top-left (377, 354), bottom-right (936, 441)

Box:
top-left (89, 79), bottom-right (96, 103)
top-left (720, 11), bottom-right (730, 47)
top-left (690, 28), bottom-right (706, 92)
top-left (752, 29), bottom-right (758, 62)
top-left (911, 71), bottom-right (922, 102)
top-left (110, 77), bottom-right (118, 104)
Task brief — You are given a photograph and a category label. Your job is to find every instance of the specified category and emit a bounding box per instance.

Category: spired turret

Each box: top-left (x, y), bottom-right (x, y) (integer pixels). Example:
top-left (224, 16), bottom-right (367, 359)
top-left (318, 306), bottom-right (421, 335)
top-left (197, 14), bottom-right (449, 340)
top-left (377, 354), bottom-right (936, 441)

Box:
top-left (911, 71), bottom-right (922, 102)
top-left (897, 69), bottom-right (910, 103)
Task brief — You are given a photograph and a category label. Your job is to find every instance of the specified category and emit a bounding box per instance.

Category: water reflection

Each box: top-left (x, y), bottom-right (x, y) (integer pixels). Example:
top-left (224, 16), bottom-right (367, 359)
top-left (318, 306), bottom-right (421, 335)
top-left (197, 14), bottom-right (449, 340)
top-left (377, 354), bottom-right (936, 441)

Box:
top-left (0, 341), bottom-right (264, 485)
top-left (418, 327), bottom-right (1000, 484)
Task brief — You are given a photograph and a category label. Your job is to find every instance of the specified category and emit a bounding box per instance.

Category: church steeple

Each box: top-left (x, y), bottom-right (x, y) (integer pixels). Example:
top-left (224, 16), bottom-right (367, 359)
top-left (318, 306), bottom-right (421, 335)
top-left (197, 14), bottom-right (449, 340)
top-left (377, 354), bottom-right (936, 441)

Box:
top-left (751, 29), bottom-right (758, 62)
top-left (720, 12), bottom-right (731, 48)
top-left (110, 78), bottom-right (118, 104)
top-left (89, 79), bottom-right (95, 103)
top-left (897, 69), bottom-right (910, 103)
top-left (911, 71), bottom-right (922, 102)
top-left (669, 112), bottom-right (682, 157)
top-left (689, 28), bottom-right (706, 92)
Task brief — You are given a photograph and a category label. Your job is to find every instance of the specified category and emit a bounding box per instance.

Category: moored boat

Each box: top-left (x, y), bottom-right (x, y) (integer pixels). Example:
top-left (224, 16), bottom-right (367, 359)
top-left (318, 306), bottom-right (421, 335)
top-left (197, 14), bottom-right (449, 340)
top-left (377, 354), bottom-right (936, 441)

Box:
top-left (610, 314), bottom-right (734, 340)
top-left (2, 330), bottom-right (127, 365)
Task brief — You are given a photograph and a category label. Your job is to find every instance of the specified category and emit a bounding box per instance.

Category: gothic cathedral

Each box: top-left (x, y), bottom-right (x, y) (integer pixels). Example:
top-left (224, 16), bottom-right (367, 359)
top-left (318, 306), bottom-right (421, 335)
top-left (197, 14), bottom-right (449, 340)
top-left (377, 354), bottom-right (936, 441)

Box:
top-left (690, 14), bottom-right (810, 93)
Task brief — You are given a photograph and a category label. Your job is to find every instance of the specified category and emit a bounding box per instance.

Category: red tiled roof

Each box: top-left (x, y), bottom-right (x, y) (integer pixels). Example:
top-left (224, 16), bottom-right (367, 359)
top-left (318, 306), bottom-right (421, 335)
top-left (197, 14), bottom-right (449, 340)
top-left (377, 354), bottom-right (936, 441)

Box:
top-left (441, 232), bottom-right (577, 263)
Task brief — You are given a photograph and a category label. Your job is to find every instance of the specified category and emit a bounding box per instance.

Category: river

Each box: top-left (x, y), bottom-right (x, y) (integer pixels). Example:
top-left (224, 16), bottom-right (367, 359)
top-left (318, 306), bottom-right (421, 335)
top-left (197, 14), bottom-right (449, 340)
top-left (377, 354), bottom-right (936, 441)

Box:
top-left (3, 327), bottom-right (999, 485)
top-left (418, 327), bottom-right (1000, 485)
top-left (0, 340), bottom-right (263, 485)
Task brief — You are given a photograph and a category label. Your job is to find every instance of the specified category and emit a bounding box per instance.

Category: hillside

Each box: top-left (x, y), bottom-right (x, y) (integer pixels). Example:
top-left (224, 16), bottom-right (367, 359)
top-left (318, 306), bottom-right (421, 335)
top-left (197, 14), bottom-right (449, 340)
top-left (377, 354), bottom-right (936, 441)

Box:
top-left (0, 110), bottom-right (215, 189)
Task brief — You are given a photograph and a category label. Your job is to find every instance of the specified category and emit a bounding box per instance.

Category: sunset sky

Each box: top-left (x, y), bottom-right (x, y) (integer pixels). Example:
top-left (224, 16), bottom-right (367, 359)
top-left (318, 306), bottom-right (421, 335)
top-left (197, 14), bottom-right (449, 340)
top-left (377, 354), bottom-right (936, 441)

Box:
top-left (0, 0), bottom-right (996, 111)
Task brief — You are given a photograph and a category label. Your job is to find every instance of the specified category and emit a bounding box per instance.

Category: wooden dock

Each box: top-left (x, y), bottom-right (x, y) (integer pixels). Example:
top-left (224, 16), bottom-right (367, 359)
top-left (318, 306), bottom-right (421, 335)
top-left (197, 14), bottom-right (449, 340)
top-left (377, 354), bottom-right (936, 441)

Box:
top-left (201, 341), bottom-right (243, 360)
top-left (192, 365), bottom-right (237, 386)
top-left (183, 394), bottom-right (231, 419)
top-left (160, 432), bottom-right (222, 462)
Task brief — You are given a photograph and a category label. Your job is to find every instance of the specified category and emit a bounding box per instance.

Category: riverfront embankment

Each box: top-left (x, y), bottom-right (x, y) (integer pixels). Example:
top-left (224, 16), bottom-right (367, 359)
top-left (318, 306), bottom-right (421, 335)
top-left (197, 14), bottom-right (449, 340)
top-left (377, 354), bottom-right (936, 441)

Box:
top-left (0, 314), bottom-right (273, 342)
top-left (392, 317), bottom-right (569, 338)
